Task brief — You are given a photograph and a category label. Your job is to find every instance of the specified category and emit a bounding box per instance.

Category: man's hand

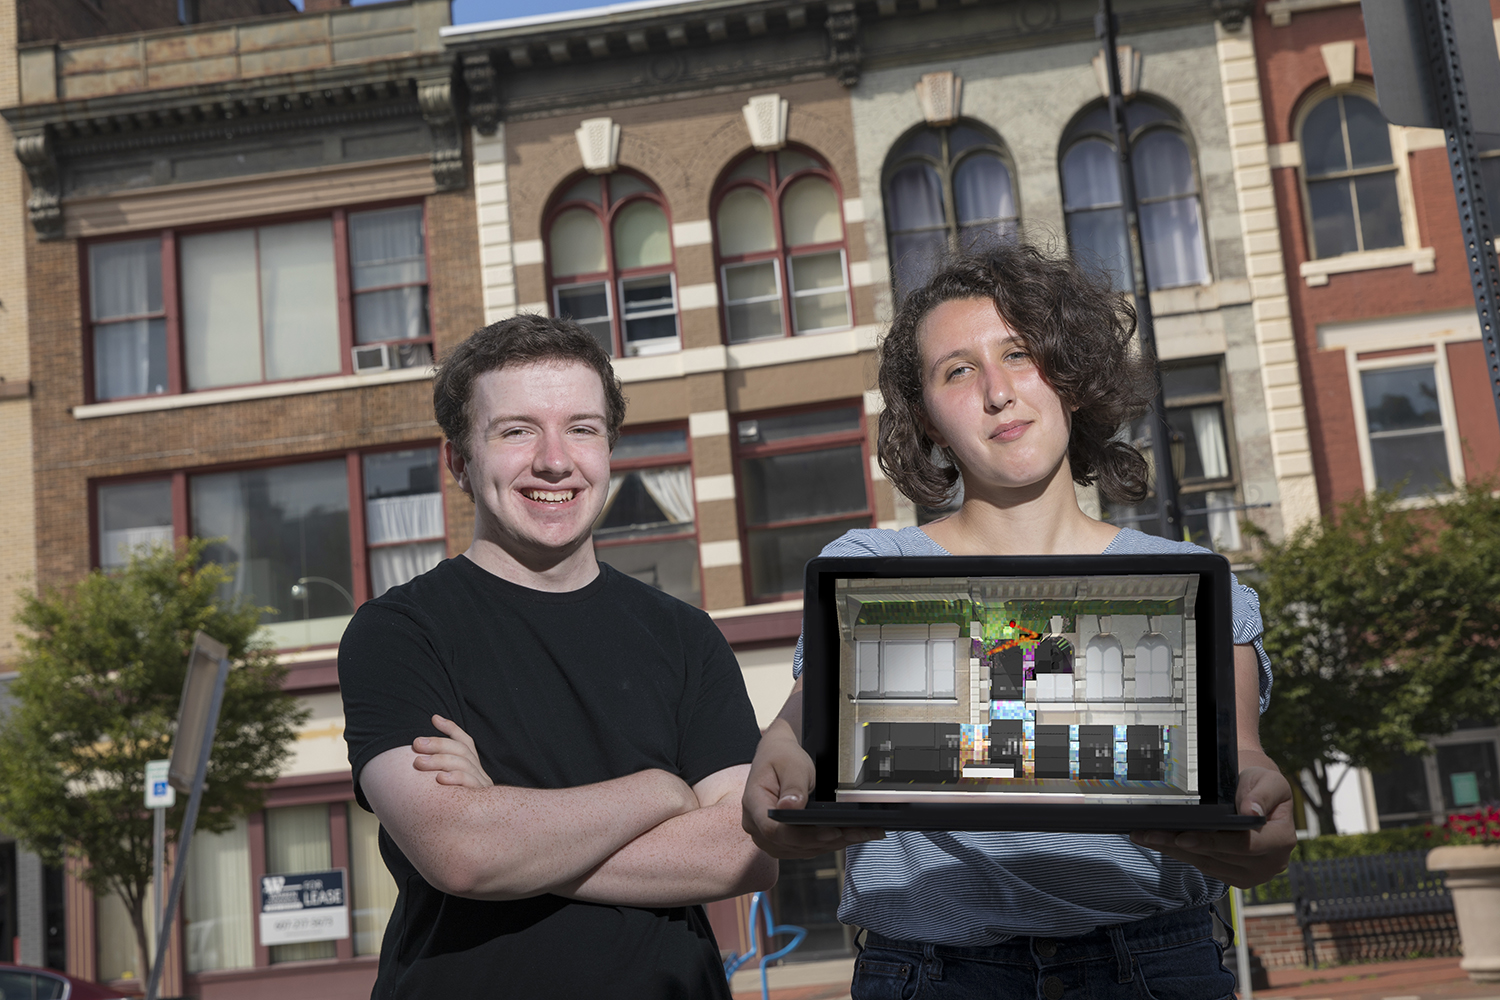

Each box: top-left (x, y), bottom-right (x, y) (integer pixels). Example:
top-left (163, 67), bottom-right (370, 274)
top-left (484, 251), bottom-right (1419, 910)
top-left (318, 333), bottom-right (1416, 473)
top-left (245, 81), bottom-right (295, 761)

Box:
top-left (1129, 756), bottom-right (1296, 887)
top-left (741, 682), bottom-right (884, 859)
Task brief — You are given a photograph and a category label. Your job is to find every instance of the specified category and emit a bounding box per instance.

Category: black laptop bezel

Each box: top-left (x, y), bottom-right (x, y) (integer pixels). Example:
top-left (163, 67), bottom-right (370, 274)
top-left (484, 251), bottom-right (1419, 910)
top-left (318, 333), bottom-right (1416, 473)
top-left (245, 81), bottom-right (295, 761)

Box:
top-left (778, 553), bottom-right (1259, 832)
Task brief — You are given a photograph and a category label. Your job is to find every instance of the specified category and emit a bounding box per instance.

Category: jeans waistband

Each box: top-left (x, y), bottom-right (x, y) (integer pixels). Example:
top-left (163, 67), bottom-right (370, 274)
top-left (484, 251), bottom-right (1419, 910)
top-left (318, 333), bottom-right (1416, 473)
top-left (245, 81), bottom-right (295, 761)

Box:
top-left (864, 904), bottom-right (1213, 964)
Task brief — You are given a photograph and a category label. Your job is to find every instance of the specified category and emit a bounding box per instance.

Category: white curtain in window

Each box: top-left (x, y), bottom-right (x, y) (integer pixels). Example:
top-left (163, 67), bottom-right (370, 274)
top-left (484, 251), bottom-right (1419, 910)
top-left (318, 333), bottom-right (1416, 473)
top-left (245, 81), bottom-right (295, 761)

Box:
top-left (717, 189), bottom-right (777, 256)
top-left (349, 206), bottom-right (426, 289)
top-left (95, 319), bottom-right (161, 401)
top-left (930, 639), bottom-right (956, 697)
top-left (638, 466), bottom-right (694, 524)
top-left (259, 220), bottom-right (341, 382)
top-left (1205, 489), bottom-right (1242, 552)
top-left (550, 209), bottom-right (607, 277)
top-left (1190, 406), bottom-right (1230, 479)
top-left (266, 804), bottom-right (335, 963)
top-left (184, 817), bottom-right (254, 974)
top-left (370, 541), bottom-right (447, 597)
top-left (953, 154), bottom-right (1015, 226)
top-left (781, 177), bottom-right (841, 247)
top-left (365, 493), bottom-right (445, 545)
top-left (612, 201), bottom-right (672, 270)
top-left (349, 807), bottom-right (398, 957)
top-left (266, 803), bottom-right (331, 873)
top-left (90, 238), bottom-right (161, 320)
top-left (102, 525), bottom-right (175, 568)
top-left (96, 886), bottom-right (155, 982)
top-left (189, 472), bottom-right (252, 602)
top-left (182, 228), bottom-right (262, 390)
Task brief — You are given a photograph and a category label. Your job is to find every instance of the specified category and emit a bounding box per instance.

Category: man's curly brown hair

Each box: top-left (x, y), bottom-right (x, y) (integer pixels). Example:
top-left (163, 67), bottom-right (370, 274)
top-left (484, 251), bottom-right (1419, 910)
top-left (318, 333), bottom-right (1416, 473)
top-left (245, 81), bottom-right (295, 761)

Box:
top-left (877, 241), bottom-right (1156, 508)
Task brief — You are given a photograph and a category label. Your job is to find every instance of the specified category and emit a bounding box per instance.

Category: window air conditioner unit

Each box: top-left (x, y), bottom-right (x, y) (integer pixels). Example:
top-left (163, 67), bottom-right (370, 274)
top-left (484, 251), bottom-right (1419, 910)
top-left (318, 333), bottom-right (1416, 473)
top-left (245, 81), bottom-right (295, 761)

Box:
top-left (352, 343), bottom-right (390, 374)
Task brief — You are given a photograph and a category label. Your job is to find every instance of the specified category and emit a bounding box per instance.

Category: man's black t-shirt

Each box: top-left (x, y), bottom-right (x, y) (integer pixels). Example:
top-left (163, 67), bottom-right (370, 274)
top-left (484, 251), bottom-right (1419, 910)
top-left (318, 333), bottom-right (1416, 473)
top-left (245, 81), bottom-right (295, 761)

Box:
top-left (339, 556), bottom-right (762, 999)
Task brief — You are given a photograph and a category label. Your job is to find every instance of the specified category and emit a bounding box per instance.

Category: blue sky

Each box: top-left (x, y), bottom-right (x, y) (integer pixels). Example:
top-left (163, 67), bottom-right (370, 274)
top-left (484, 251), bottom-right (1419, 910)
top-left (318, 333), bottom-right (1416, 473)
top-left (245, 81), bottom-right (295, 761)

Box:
top-left (289, 0), bottom-right (610, 22)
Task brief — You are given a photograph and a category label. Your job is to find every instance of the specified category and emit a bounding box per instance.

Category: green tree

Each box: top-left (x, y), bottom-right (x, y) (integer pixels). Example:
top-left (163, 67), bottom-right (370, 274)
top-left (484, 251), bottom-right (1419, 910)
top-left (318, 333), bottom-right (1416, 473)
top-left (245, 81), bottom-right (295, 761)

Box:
top-left (0, 540), bottom-right (309, 982)
top-left (1252, 482), bottom-right (1500, 835)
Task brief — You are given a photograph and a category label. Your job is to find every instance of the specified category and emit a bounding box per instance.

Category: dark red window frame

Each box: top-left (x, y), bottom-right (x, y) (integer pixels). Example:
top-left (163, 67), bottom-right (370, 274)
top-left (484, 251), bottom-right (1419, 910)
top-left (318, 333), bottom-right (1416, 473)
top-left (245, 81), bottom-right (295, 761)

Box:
top-left (731, 400), bottom-right (875, 603)
top-left (80, 198), bottom-right (433, 404)
top-left (592, 420), bottom-right (702, 603)
top-left (542, 169), bottom-right (679, 358)
top-left (711, 145), bottom-right (853, 343)
top-left (89, 441), bottom-right (448, 640)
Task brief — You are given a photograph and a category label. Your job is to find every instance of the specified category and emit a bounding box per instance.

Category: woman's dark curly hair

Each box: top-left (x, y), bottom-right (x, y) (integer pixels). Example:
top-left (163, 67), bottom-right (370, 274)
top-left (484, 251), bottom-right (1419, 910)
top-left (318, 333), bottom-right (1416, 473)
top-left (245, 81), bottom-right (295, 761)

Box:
top-left (877, 241), bottom-right (1156, 508)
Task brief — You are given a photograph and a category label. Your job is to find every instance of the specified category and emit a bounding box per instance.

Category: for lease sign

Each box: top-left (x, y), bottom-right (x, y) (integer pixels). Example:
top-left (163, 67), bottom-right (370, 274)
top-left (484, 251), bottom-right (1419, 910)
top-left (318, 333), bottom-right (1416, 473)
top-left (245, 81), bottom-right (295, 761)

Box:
top-left (259, 869), bottom-right (350, 946)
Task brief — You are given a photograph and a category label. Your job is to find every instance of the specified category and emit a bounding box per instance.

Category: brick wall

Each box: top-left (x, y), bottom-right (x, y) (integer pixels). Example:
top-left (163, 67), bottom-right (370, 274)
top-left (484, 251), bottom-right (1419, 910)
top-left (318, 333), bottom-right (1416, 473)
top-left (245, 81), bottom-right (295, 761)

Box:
top-left (0, 0), bottom-right (36, 667)
top-left (27, 181), bottom-right (483, 592)
top-left (1244, 905), bottom-right (1461, 969)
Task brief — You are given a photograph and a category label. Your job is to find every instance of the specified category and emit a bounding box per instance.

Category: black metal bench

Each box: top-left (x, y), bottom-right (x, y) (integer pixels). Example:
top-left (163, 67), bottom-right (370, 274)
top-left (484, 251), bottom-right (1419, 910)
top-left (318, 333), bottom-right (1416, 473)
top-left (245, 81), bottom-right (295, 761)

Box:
top-left (1289, 850), bottom-right (1459, 967)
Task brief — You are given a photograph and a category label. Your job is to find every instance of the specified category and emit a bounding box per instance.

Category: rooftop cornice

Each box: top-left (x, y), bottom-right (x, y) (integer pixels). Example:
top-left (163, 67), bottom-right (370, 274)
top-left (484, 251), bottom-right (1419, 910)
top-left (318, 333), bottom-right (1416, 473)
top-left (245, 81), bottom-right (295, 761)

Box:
top-left (445, 0), bottom-right (1241, 128)
top-left (4, 52), bottom-right (462, 241)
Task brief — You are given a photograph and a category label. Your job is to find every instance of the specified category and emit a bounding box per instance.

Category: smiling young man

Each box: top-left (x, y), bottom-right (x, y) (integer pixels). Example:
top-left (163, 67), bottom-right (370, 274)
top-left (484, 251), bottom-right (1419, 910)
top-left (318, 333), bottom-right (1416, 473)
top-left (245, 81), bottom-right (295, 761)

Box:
top-left (338, 315), bottom-right (774, 999)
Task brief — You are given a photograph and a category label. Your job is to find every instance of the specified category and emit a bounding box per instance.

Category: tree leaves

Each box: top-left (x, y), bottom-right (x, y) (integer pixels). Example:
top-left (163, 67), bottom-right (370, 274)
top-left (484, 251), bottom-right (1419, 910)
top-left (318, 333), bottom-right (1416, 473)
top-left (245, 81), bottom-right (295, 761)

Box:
top-left (1251, 482), bottom-right (1500, 835)
top-left (0, 538), bottom-right (311, 977)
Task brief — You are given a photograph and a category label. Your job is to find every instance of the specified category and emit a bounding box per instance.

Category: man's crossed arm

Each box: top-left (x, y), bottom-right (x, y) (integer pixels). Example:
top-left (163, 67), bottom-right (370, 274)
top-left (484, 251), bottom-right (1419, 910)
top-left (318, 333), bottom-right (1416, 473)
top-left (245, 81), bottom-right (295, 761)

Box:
top-left (361, 716), bottom-right (776, 907)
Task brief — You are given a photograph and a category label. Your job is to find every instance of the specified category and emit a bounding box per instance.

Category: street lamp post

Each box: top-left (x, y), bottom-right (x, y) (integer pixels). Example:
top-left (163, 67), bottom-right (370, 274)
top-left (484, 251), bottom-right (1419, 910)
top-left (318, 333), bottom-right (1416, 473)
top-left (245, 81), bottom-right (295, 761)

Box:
top-left (1096, 0), bottom-right (1184, 542)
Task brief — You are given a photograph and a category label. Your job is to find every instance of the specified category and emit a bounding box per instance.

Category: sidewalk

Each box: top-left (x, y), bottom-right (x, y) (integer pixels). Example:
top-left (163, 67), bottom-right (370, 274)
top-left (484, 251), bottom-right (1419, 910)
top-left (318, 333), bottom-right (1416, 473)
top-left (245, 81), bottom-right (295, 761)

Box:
top-left (1251, 956), bottom-right (1499, 1000)
top-left (729, 955), bottom-right (1498, 1000)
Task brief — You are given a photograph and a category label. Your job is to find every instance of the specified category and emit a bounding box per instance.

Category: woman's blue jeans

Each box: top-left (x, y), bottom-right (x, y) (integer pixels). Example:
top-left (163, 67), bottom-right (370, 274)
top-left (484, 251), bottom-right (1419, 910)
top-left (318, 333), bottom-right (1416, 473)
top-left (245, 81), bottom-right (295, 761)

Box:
top-left (851, 905), bottom-right (1236, 1000)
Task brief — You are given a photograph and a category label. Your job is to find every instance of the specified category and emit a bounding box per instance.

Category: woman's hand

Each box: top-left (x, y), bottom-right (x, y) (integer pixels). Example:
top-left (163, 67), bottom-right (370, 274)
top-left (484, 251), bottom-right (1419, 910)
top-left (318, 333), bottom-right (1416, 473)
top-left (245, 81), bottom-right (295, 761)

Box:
top-left (1129, 753), bottom-right (1296, 887)
top-left (412, 714), bottom-right (494, 788)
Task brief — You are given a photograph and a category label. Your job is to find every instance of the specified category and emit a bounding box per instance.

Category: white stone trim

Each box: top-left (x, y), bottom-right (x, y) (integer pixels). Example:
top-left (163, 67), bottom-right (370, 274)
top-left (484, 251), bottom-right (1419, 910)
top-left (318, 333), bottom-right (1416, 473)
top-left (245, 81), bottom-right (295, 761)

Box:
top-left (694, 474), bottom-right (736, 502)
top-left (513, 239), bottom-right (544, 266)
top-left (672, 219), bottom-right (713, 247)
top-left (725, 324), bottom-right (881, 369)
top-left (849, 260), bottom-right (874, 287)
top-left (678, 282), bottom-right (719, 310)
top-left (1319, 41), bottom-right (1356, 87)
top-left (869, 456), bottom-right (886, 482)
top-left (699, 539), bottom-right (743, 568)
top-left (1216, 22), bottom-right (1320, 535)
top-left (474, 126), bottom-right (520, 327)
top-left (689, 409), bottom-right (731, 438)
top-left (1299, 246), bottom-right (1436, 286)
top-left (1267, 141), bottom-right (1301, 169)
top-left (73, 365), bottom-right (434, 420)
top-left (1265, 0), bottom-right (1358, 27)
top-left (843, 197), bottom-right (865, 224)
top-left (863, 389), bottom-right (884, 414)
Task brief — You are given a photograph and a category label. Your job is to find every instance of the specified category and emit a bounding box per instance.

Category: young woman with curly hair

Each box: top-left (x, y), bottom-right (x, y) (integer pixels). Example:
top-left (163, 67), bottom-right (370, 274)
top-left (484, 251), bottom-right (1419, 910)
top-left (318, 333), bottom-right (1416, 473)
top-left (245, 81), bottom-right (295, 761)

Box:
top-left (739, 241), bottom-right (1295, 1000)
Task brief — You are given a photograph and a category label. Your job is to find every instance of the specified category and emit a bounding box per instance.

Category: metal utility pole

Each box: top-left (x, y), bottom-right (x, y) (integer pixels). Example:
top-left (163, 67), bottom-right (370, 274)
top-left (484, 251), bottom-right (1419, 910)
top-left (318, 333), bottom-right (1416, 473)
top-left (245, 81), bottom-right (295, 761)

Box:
top-left (1096, 0), bottom-right (1183, 541)
top-left (1363, 0), bottom-right (1500, 433)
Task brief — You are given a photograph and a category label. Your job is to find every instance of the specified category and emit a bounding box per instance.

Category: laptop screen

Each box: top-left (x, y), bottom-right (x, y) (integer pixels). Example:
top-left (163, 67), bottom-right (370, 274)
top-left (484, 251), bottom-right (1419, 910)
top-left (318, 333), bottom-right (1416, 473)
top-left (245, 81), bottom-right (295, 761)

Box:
top-left (802, 556), bottom-right (1237, 813)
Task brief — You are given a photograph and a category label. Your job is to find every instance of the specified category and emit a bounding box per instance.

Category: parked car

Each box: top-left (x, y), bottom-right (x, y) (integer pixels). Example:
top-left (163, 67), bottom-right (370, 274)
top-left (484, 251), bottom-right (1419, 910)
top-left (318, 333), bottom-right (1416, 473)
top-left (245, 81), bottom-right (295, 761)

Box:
top-left (0, 963), bottom-right (133, 1000)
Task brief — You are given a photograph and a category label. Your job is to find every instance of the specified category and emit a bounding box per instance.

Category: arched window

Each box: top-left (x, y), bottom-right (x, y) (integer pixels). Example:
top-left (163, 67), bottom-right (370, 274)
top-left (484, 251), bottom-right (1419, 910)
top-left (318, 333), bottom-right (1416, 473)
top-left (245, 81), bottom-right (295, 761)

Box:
top-left (883, 121), bottom-right (1018, 297)
top-left (1060, 98), bottom-right (1209, 291)
top-left (1298, 92), bottom-right (1403, 259)
top-left (713, 148), bottom-right (852, 343)
top-left (546, 171), bottom-right (679, 358)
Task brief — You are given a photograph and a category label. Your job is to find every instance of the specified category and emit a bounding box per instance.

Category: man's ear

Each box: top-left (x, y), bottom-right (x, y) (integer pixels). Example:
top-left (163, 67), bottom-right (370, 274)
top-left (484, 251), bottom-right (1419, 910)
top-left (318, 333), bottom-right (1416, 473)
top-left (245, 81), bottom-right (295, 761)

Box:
top-left (442, 440), bottom-right (472, 497)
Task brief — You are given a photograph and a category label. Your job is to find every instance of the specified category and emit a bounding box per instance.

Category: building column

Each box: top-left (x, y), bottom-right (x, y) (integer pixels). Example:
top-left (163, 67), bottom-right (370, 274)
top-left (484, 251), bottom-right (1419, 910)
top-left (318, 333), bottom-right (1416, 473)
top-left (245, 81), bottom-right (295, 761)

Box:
top-left (15, 848), bottom-right (43, 967)
top-left (1215, 20), bottom-right (1321, 536)
top-left (473, 125), bottom-right (520, 326)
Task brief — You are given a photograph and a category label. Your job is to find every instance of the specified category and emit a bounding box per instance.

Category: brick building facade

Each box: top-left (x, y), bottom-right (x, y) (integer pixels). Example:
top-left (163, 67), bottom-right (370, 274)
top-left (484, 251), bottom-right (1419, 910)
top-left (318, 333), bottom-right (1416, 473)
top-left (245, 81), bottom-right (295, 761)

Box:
top-left (1250, 0), bottom-right (1500, 830)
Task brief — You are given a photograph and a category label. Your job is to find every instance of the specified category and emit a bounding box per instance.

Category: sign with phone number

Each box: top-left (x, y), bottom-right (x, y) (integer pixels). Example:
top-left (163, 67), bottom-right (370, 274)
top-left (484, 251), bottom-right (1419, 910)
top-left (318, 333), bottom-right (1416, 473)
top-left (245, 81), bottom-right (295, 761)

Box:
top-left (259, 869), bottom-right (349, 946)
